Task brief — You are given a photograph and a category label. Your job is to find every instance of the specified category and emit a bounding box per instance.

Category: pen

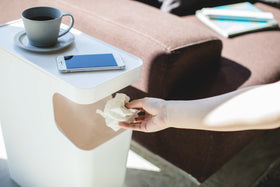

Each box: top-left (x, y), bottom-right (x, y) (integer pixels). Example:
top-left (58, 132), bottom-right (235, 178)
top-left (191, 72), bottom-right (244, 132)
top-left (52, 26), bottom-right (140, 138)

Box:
top-left (201, 8), bottom-right (274, 22)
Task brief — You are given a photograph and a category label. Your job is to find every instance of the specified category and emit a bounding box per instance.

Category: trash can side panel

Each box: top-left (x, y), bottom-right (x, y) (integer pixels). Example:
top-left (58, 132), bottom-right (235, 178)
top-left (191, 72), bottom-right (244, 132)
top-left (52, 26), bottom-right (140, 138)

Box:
top-left (53, 93), bottom-right (126, 150)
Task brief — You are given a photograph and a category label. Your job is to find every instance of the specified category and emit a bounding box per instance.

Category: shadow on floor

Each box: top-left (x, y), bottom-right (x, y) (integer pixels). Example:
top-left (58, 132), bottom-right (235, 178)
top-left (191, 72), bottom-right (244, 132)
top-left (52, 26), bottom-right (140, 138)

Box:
top-left (125, 168), bottom-right (188, 187)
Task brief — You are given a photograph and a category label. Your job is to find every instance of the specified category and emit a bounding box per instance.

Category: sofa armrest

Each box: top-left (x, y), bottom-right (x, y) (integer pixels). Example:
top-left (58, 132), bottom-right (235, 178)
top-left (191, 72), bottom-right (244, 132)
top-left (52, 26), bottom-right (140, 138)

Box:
top-left (44, 0), bottom-right (222, 98)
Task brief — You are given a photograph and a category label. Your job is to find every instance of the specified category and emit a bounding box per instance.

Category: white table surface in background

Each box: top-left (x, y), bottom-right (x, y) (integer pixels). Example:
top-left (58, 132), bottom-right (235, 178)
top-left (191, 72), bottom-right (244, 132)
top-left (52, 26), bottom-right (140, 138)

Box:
top-left (0, 20), bottom-right (142, 104)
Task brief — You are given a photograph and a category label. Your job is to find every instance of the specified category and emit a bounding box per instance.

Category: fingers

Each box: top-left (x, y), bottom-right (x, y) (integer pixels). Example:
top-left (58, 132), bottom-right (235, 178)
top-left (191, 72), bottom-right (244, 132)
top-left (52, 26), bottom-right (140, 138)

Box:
top-left (126, 97), bottom-right (166, 116)
top-left (119, 121), bottom-right (146, 131)
top-left (118, 114), bottom-right (152, 132)
top-left (135, 115), bottom-right (145, 122)
top-left (125, 98), bottom-right (146, 109)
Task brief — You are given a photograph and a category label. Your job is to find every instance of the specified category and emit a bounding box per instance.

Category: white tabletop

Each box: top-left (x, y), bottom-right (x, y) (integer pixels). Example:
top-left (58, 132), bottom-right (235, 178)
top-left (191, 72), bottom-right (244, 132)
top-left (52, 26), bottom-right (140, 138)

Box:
top-left (0, 20), bottom-right (142, 103)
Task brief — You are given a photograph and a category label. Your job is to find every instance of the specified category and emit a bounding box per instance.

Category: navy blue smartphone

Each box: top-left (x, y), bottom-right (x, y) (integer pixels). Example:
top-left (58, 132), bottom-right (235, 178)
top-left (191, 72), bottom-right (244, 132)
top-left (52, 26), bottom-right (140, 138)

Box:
top-left (56, 53), bottom-right (125, 72)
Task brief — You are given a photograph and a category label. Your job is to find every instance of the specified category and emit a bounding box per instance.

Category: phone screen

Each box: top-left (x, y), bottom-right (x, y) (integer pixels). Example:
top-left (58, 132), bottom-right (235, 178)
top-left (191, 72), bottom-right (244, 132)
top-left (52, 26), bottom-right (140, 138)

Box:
top-left (64, 54), bottom-right (118, 69)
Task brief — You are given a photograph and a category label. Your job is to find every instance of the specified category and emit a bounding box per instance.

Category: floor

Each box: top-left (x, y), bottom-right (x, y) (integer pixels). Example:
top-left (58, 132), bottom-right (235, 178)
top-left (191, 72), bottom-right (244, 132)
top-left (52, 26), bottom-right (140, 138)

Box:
top-left (0, 124), bottom-right (197, 187)
top-left (1, 124), bottom-right (280, 187)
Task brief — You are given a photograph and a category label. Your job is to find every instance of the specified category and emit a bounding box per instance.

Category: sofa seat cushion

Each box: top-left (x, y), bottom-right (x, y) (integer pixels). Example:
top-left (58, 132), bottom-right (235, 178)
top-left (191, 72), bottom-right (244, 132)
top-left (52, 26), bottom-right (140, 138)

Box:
top-left (178, 2), bottom-right (280, 99)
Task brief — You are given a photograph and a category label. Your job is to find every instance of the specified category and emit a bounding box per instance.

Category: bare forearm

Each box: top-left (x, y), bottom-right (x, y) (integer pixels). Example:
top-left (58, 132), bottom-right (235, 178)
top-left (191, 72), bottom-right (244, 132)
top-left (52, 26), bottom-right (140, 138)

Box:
top-left (166, 82), bottom-right (280, 131)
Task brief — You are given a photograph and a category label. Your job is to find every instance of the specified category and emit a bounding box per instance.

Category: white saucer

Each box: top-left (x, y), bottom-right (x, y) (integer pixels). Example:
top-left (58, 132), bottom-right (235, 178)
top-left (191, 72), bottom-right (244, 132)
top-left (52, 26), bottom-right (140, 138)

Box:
top-left (14, 30), bottom-right (75, 53)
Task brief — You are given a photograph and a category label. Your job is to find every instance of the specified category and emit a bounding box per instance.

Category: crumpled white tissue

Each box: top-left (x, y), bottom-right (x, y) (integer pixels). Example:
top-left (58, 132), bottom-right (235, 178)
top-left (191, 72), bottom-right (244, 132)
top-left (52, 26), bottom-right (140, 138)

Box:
top-left (96, 93), bottom-right (139, 131)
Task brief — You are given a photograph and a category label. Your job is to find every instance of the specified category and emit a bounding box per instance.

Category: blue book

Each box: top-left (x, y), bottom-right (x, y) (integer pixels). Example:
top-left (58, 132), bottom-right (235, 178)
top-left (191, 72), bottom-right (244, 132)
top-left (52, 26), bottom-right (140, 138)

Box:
top-left (195, 2), bottom-right (279, 38)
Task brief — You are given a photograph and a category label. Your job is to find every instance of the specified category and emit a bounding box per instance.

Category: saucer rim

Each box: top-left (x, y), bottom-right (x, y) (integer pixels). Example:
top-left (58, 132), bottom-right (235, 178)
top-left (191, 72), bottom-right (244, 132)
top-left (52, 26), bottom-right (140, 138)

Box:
top-left (14, 30), bottom-right (75, 53)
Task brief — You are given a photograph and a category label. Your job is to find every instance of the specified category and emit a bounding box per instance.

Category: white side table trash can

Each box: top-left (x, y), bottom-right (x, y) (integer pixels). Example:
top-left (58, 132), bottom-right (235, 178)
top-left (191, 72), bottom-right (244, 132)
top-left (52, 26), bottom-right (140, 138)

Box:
top-left (0, 20), bottom-right (142, 187)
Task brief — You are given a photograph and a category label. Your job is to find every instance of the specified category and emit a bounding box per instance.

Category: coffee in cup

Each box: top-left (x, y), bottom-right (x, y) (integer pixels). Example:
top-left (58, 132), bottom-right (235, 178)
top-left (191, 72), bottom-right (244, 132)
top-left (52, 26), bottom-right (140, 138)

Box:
top-left (22, 6), bottom-right (74, 48)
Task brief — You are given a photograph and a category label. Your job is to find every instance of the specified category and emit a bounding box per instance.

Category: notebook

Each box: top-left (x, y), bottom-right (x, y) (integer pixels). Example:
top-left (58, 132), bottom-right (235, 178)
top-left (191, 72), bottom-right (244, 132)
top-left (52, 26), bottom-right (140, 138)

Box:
top-left (195, 2), bottom-right (279, 38)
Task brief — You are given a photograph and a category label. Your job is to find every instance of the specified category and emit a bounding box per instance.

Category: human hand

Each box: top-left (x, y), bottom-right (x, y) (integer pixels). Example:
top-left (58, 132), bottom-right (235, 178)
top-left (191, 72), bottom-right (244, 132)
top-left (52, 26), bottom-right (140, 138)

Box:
top-left (118, 97), bottom-right (169, 132)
